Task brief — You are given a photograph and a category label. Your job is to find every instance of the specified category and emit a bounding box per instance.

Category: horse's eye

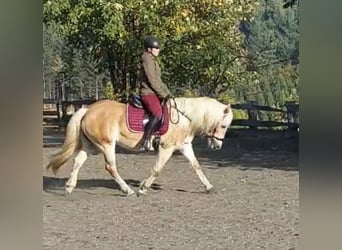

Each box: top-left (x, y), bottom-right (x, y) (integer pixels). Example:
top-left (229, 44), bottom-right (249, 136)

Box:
top-left (221, 125), bottom-right (226, 129)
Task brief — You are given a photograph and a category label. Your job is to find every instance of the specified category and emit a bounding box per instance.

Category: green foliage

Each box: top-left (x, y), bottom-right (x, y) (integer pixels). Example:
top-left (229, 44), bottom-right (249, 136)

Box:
top-left (43, 22), bottom-right (111, 100)
top-left (103, 82), bottom-right (115, 100)
top-left (43, 23), bottom-right (67, 99)
top-left (43, 0), bottom-right (259, 101)
top-left (242, 0), bottom-right (299, 108)
top-left (232, 110), bottom-right (249, 120)
top-left (43, 0), bottom-right (299, 124)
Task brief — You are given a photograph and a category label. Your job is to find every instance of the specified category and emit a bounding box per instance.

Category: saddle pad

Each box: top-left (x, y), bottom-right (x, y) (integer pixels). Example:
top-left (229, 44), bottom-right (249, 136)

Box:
top-left (126, 103), bottom-right (170, 135)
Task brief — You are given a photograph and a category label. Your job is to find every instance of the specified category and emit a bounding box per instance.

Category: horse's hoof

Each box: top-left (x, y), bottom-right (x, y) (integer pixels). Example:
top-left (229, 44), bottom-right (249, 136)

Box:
top-left (205, 185), bottom-right (214, 194)
top-left (137, 188), bottom-right (147, 197)
top-left (125, 189), bottom-right (135, 197)
top-left (64, 186), bottom-right (74, 196)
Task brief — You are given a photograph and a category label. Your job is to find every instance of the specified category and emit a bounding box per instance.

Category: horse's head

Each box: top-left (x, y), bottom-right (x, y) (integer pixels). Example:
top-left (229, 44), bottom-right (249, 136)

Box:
top-left (206, 104), bottom-right (233, 150)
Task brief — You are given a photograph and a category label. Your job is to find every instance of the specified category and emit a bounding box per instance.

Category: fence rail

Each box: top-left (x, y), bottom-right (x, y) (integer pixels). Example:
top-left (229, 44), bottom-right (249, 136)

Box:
top-left (231, 100), bottom-right (299, 130)
top-left (43, 99), bottom-right (299, 131)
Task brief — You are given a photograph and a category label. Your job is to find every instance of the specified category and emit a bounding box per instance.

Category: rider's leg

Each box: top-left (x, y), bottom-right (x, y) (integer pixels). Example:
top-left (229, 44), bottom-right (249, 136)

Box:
top-left (139, 94), bottom-right (163, 151)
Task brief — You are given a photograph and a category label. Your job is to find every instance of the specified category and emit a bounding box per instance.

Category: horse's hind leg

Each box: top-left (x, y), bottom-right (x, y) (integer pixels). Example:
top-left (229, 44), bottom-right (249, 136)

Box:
top-left (180, 142), bottom-right (213, 192)
top-left (138, 147), bottom-right (174, 196)
top-left (103, 143), bottom-right (135, 196)
top-left (65, 149), bottom-right (88, 195)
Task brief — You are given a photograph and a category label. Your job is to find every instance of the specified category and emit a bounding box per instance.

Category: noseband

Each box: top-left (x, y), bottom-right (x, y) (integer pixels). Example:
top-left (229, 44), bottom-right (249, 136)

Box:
top-left (206, 134), bottom-right (225, 141)
top-left (207, 126), bottom-right (225, 141)
top-left (207, 115), bottom-right (228, 142)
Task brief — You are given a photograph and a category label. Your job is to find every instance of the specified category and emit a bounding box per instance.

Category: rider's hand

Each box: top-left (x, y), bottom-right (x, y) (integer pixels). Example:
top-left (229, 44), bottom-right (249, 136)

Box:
top-left (164, 94), bottom-right (173, 100)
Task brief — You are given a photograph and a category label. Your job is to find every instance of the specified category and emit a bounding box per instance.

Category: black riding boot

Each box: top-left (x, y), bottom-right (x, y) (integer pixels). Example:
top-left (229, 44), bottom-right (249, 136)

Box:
top-left (140, 116), bottom-right (160, 151)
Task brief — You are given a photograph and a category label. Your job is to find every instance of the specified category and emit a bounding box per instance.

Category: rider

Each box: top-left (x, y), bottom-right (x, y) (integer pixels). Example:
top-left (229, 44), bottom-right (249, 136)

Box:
top-left (138, 36), bottom-right (172, 151)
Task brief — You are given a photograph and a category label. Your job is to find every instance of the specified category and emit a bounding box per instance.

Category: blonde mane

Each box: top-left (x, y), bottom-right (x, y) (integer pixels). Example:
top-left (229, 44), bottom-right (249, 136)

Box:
top-left (171, 97), bottom-right (229, 135)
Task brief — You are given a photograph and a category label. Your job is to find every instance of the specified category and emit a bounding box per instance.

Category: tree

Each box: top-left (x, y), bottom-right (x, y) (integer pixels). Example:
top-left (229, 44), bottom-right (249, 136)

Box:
top-left (43, 23), bottom-right (67, 99)
top-left (242, 0), bottom-right (299, 108)
top-left (44, 22), bottom-right (111, 101)
top-left (43, 0), bottom-right (259, 101)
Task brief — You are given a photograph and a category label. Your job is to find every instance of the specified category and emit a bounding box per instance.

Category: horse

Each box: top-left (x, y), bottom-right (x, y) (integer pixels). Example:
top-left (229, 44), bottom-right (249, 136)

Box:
top-left (46, 96), bottom-right (234, 196)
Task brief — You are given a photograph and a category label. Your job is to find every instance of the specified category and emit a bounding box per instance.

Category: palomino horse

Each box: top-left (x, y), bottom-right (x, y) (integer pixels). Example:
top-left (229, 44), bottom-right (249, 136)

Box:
top-left (46, 96), bottom-right (233, 196)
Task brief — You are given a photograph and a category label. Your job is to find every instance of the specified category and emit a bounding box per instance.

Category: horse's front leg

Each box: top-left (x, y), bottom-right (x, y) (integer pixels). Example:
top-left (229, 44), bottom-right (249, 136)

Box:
top-left (138, 147), bottom-right (174, 196)
top-left (180, 142), bottom-right (214, 193)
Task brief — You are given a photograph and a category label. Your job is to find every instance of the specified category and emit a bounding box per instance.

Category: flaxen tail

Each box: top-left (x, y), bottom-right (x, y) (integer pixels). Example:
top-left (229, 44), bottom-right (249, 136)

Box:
top-left (46, 108), bottom-right (88, 174)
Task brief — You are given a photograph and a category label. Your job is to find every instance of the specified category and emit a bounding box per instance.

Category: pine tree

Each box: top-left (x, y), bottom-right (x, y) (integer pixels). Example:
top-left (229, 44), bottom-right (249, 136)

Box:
top-left (43, 23), bottom-right (68, 100)
top-left (243, 0), bottom-right (299, 108)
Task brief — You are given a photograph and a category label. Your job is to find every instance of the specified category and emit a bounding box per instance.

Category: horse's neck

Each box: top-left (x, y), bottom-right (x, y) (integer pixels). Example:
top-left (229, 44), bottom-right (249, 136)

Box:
top-left (176, 97), bottom-right (213, 116)
top-left (174, 97), bottom-right (218, 134)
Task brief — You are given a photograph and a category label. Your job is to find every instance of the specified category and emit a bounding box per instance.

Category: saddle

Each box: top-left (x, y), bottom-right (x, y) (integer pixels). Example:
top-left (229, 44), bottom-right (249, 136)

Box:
top-left (126, 93), bottom-right (169, 135)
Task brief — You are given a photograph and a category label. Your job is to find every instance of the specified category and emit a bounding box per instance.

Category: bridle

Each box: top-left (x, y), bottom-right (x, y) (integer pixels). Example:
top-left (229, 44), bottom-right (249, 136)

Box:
top-left (206, 115), bottom-right (228, 142)
top-left (166, 98), bottom-right (227, 142)
top-left (206, 133), bottom-right (225, 142)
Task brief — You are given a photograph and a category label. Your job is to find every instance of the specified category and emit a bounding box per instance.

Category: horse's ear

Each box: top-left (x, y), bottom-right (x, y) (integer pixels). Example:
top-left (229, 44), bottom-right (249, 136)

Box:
top-left (224, 104), bottom-right (231, 114)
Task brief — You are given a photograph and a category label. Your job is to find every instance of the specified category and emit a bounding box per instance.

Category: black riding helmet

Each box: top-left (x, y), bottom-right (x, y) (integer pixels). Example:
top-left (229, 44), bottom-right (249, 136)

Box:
top-left (144, 36), bottom-right (160, 50)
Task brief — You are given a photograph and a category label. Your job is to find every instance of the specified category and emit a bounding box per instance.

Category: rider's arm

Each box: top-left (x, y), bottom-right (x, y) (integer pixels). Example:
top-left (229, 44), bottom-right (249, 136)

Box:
top-left (142, 54), bottom-right (168, 98)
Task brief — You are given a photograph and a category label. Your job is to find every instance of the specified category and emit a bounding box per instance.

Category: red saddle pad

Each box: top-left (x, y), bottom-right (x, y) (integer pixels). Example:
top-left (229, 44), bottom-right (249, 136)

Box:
top-left (126, 103), bottom-right (170, 135)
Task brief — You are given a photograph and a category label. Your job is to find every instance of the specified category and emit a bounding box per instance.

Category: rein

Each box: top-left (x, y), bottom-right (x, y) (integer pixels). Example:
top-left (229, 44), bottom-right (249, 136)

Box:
top-left (168, 97), bottom-right (192, 124)
top-left (166, 97), bottom-right (225, 142)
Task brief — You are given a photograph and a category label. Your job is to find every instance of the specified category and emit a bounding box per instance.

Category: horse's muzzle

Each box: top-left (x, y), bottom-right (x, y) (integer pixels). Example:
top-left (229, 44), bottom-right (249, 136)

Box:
top-left (208, 141), bottom-right (222, 150)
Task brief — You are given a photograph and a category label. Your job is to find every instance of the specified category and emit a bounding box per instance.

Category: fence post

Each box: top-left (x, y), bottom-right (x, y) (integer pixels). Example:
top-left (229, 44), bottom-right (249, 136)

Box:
top-left (285, 101), bottom-right (299, 131)
top-left (55, 100), bottom-right (62, 129)
top-left (247, 101), bottom-right (259, 129)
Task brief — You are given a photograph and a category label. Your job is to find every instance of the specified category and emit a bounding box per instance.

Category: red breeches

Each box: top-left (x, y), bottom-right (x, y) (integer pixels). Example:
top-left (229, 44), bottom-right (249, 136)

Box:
top-left (141, 94), bottom-right (162, 120)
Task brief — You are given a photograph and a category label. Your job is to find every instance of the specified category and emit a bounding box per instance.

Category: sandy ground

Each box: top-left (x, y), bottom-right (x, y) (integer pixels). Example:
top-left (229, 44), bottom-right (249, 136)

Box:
top-left (43, 129), bottom-right (299, 250)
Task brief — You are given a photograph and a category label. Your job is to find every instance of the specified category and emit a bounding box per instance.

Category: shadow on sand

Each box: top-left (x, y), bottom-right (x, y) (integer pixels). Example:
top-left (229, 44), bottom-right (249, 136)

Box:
top-left (188, 129), bottom-right (299, 172)
top-left (44, 129), bottom-right (299, 173)
top-left (43, 176), bottom-right (162, 193)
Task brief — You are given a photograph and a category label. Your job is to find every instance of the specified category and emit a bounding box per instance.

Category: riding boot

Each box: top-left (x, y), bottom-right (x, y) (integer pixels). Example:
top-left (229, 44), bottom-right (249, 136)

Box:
top-left (139, 116), bottom-right (160, 151)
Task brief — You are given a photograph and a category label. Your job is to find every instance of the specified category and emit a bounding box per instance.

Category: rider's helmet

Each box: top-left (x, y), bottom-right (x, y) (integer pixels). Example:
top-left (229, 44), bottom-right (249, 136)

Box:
top-left (144, 36), bottom-right (160, 50)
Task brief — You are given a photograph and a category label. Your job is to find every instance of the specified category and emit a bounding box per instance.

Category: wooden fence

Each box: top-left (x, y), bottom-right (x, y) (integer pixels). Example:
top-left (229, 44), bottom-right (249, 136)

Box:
top-left (43, 99), bottom-right (60, 128)
top-left (43, 99), bottom-right (97, 128)
top-left (43, 99), bottom-right (299, 131)
top-left (231, 101), bottom-right (299, 130)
